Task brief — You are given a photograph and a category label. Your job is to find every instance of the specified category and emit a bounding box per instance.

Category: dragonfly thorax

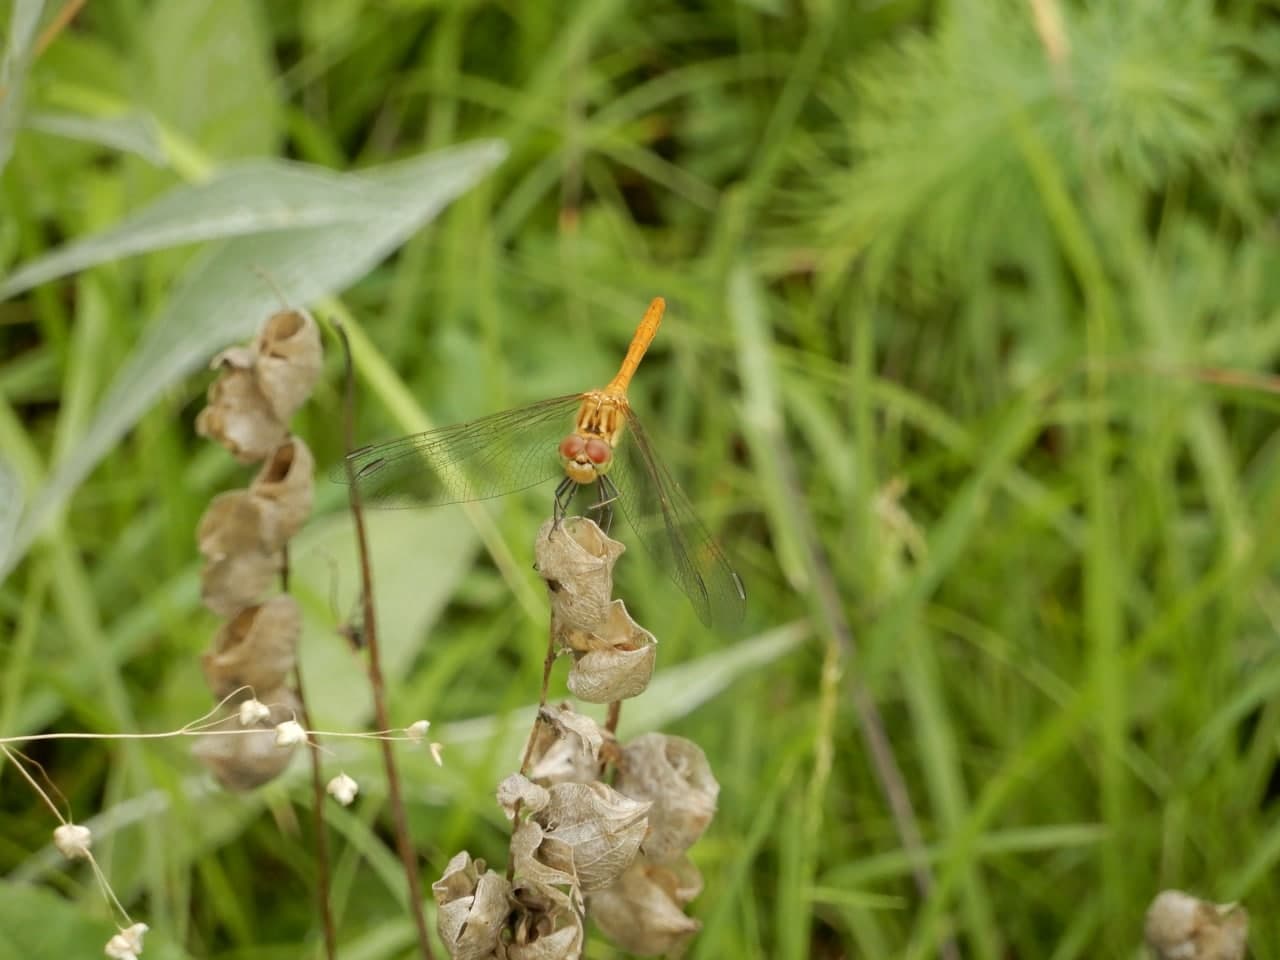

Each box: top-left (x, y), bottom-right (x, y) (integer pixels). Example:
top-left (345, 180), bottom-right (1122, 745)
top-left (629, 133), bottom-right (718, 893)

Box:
top-left (559, 433), bottom-right (613, 483)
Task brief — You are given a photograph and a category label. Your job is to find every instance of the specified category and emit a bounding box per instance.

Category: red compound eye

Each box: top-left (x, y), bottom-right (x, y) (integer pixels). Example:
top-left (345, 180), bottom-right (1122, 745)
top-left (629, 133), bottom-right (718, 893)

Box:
top-left (585, 438), bottom-right (612, 465)
top-left (559, 435), bottom-right (586, 459)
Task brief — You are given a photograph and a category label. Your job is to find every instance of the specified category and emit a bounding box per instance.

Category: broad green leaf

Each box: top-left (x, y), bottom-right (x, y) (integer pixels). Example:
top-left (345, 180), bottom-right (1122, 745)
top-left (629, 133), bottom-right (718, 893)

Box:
top-left (25, 109), bottom-right (167, 166)
top-left (0, 140), bottom-right (508, 582)
top-left (0, 0), bottom-right (45, 173)
top-left (0, 159), bottom-right (434, 297)
top-left (140, 0), bottom-right (280, 160)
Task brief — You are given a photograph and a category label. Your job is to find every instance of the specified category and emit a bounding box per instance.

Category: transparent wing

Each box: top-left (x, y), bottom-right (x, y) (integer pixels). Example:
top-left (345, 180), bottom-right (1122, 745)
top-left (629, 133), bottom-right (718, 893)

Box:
top-left (609, 405), bottom-right (746, 628)
top-left (333, 394), bottom-right (584, 507)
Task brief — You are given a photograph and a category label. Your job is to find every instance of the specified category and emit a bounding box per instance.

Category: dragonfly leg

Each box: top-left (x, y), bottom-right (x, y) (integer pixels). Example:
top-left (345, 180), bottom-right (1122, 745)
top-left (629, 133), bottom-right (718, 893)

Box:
top-left (593, 474), bottom-right (619, 534)
top-left (553, 476), bottom-right (577, 527)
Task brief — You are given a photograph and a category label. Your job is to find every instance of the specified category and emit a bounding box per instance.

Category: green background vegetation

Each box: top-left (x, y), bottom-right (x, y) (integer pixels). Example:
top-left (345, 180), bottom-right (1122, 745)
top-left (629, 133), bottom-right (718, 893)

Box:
top-left (3, 0), bottom-right (1280, 956)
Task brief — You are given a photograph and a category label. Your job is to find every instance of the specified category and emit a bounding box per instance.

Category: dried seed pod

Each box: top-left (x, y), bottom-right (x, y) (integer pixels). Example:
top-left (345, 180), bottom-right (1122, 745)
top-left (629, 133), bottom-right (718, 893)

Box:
top-left (525, 704), bottom-right (608, 786)
top-left (201, 596), bottom-right (300, 698)
top-left (249, 436), bottom-right (315, 547)
top-left (498, 772), bottom-right (551, 820)
top-left (195, 352), bottom-right (287, 464)
top-left (192, 687), bottom-right (299, 790)
top-left (1145, 890), bottom-right (1248, 960)
top-left (507, 919), bottom-right (583, 960)
top-left (197, 490), bottom-right (269, 558)
top-left (431, 851), bottom-right (512, 960)
top-left (253, 309), bottom-right (323, 422)
top-left (588, 858), bottom-right (702, 957)
top-left (615, 734), bottom-right (718, 863)
top-left (564, 600), bottom-right (657, 703)
top-left (510, 819), bottom-right (579, 889)
top-left (536, 517), bottom-right (625, 631)
top-left (507, 881), bottom-right (584, 960)
top-left (531, 781), bottom-right (650, 892)
top-left (200, 547), bottom-right (282, 618)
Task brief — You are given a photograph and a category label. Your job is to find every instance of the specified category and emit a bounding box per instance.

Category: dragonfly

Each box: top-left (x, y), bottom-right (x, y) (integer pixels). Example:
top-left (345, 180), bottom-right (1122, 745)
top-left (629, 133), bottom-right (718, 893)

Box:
top-left (337, 297), bottom-right (745, 627)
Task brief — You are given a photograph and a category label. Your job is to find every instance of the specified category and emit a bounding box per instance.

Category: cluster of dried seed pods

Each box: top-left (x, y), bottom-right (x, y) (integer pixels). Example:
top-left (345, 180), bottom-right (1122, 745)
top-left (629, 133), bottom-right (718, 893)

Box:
top-left (432, 518), bottom-right (718, 958)
top-left (191, 310), bottom-right (322, 790)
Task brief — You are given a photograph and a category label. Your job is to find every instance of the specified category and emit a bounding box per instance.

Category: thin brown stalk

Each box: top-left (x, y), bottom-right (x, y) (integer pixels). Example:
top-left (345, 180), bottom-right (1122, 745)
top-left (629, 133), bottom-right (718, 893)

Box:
top-left (34, 0), bottom-right (89, 59)
top-left (604, 701), bottom-right (621, 735)
top-left (283, 543), bottom-right (339, 960)
top-left (335, 322), bottom-right (436, 960)
top-left (538, 616), bottom-right (557, 707)
top-left (293, 666), bottom-right (339, 959)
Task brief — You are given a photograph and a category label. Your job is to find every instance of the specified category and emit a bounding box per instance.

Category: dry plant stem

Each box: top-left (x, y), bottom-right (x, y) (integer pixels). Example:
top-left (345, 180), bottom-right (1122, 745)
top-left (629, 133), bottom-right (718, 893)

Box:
top-left (539, 619), bottom-right (557, 707)
top-left (336, 323), bottom-right (436, 960)
top-left (508, 703), bottom-right (555, 880)
top-left (509, 627), bottom-right (560, 882)
top-left (34, 0), bottom-right (89, 58)
top-left (604, 701), bottom-right (621, 734)
top-left (283, 545), bottom-right (339, 960)
top-left (293, 674), bottom-right (338, 960)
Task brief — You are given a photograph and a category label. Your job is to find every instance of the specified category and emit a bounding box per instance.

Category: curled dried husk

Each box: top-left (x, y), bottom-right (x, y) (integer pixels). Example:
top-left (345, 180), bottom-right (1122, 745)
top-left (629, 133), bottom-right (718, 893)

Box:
top-left (195, 360), bottom-right (287, 464)
top-left (249, 437), bottom-right (315, 546)
top-left (518, 780), bottom-right (649, 892)
top-left (1145, 890), bottom-right (1248, 960)
top-left (525, 704), bottom-right (608, 786)
top-left (198, 490), bottom-right (268, 558)
top-left (510, 819), bottom-right (579, 889)
top-left (563, 600), bottom-right (657, 703)
top-left (536, 517), bottom-right (625, 631)
top-left (498, 772), bottom-right (551, 820)
top-left (192, 687), bottom-right (299, 790)
top-left (201, 595), bottom-right (300, 698)
top-left (615, 734), bottom-right (718, 863)
top-left (254, 309), bottom-right (323, 422)
top-left (431, 851), bottom-right (512, 960)
top-left (507, 881), bottom-right (584, 960)
top-left (588, 858), bottom-right (702, 957)
top-left (200, 547), bottom-right (282, 617)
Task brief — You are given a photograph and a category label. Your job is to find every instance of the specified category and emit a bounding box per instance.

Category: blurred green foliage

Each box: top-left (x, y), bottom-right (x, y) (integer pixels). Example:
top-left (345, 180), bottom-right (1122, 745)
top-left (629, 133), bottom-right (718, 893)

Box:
top-left (3, 0), bottom-right (1280, 957)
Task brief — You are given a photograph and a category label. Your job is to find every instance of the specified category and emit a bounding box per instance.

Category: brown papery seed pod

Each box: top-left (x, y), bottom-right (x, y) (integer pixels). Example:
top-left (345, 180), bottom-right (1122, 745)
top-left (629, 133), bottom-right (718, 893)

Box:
top-left (1145, 890), bottom-right (1248, 960)
top-left (507, 881), bottom-right (584, 960)
top-left (524, 704), bottom-right (608, 786)
top-left (201, 595), bottom-right (300, 698)
top-left (588, 859), bottom-right (701, 957)
top-left (200, 547), bottom-right (282, 618)
top-left (509, 819), bottom-right (579, 890)
top-left (431, 851), bottom-right (511, 960)
top-left (614, 733), bottom-right (719, 863)
top-left (249, 436), bottom-right (315, 548)
top-left (564, 599), bottom-right (657, 703)
top-left (530, 781), bottom-right (650, 892)
top-left (191, 687), bottom-right (299, 790)
top-left (535, 517), bottom-right (625, 631)
top-left (254, 309), bottom-right (323, 422)
top-left (197, 490), bottom-right (269, 558)
top-left (195, 350), bottom-right (288, 464)
top-left (497, 772), bottom-right (551, 821)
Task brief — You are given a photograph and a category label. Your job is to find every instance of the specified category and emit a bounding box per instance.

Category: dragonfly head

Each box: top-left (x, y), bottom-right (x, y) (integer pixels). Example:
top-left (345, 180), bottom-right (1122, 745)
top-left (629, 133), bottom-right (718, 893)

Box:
top-left (559, 433), bottom-right (613, 483)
